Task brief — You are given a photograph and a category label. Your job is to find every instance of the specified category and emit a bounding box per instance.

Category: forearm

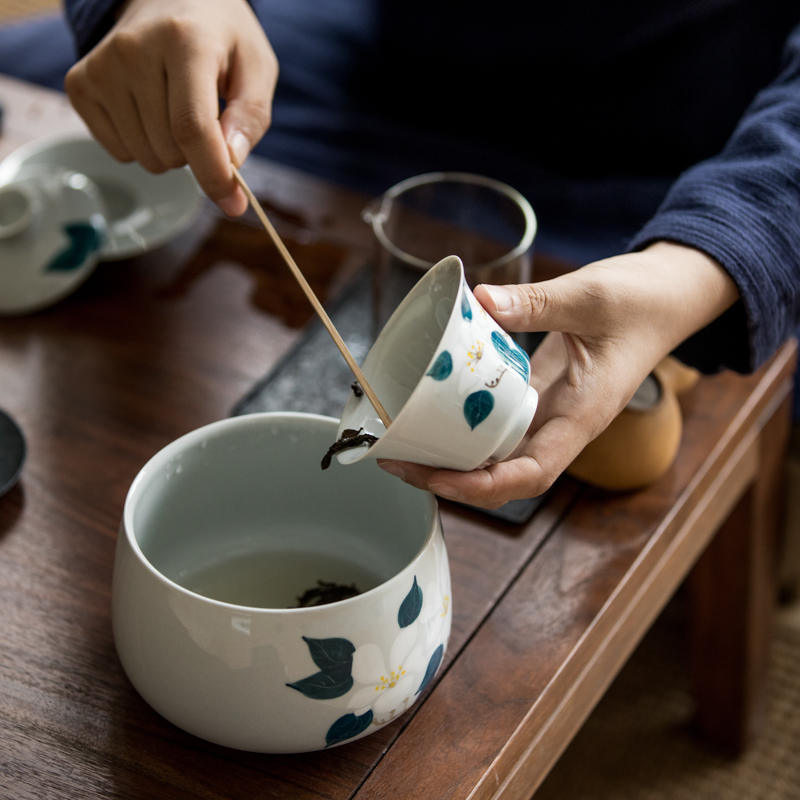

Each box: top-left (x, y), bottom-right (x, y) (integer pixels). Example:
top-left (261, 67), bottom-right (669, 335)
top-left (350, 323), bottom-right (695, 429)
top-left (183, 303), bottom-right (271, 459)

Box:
top-left (610, 241), bottom-right (740, 359)
top-left (630, 17), bottom-right (800, 373)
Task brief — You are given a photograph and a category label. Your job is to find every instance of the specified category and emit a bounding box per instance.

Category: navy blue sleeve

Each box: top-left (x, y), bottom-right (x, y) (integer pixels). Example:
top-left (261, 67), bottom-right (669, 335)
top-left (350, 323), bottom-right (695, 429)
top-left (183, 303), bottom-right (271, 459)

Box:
top-left (63, 0), bottom-right (124, 56)
top-left (629, 20), bottom-right (800, 375)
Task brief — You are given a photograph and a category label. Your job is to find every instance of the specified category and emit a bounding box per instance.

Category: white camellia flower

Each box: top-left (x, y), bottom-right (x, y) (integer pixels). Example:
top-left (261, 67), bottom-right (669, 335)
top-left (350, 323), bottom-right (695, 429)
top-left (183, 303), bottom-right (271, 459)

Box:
top-left (346, 626), bottom-right (427, 724)
top-left (345, 546), bottom-right (452, 728)
top-left (457, 293), bottom-right (507, 396)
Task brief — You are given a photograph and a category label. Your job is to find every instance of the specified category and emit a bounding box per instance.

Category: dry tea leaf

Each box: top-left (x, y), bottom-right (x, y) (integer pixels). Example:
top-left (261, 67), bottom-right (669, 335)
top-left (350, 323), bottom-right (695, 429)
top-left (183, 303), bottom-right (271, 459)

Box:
top-left (321, 427), bottom-right (378, 470)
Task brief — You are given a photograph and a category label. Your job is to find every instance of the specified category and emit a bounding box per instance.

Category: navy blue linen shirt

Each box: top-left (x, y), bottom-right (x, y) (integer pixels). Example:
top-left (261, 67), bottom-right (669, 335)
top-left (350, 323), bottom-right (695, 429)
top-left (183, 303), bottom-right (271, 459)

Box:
top-left (62, 0), bottom-right (800, 375)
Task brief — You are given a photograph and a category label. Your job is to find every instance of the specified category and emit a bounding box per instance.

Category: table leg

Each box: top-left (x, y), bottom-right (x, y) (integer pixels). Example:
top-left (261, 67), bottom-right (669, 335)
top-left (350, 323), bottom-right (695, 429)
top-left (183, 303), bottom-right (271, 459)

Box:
top-left (688, 391), bottom-right (791, 755)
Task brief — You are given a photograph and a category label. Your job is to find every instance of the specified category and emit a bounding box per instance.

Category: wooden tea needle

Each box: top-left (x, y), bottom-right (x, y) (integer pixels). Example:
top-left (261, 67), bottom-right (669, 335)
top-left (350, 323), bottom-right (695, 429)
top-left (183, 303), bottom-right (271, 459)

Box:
top-left (231, 165), bottom-right (392, 429)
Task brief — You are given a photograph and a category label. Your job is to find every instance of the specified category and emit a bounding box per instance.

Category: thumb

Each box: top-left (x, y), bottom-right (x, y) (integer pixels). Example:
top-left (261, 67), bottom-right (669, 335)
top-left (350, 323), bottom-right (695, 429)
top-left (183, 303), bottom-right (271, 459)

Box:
top-left (475, 277), bottom-right (583, 333)
top-left (219, 48), bottom-right (277, 167)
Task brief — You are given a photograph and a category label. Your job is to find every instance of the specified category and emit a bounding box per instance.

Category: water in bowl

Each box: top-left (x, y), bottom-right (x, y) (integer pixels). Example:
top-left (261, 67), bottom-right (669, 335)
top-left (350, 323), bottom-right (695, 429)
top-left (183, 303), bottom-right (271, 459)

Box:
top-left (178, 549), bottom-right (385, 609)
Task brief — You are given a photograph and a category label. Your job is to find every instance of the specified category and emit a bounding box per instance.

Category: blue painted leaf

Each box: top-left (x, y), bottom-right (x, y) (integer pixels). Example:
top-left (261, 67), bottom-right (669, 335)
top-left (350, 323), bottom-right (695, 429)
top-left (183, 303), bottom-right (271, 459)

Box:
top-left (325, 710), bottom-right (374, 748)
top-left (398, 576), bottom-right (423, 628)
top-left (463, 390), bottom-right (494, 430)
top-left (461, 292), bottom-right (472, 320)
top-left (416, 644), bottom-right (444, 695)
top-left (426, 351), bottom-right (453, 381)
top-left (46, 222), bottom-right (101, 272)
top-left (302, 637), bottom-right (355, 672)
top-left (288, 638), bottom-right (355, 699)
top-left (491, 331), bottom-right (530, 381)
top-left (287, 669), bottom-right (354, 700)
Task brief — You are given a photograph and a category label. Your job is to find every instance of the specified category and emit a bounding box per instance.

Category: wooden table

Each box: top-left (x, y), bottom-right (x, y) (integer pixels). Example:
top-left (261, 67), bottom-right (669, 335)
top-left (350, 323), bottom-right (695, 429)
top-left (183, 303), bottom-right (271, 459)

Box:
top-left (0, 75), bottom-right (795, 800)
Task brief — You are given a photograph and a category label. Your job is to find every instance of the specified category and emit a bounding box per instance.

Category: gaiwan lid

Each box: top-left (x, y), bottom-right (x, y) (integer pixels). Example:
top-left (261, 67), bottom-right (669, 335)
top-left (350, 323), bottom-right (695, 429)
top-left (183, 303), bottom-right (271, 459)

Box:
top-left (0, 167), bottom-right (106, 315)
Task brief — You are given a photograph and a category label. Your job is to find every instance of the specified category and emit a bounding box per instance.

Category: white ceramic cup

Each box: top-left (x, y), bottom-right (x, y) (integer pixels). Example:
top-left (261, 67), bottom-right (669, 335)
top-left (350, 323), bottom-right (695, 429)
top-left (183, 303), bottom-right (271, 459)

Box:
top-left (113, 412), bottom-right (451, 753)
top-left (336, 255), bottom-right (538, 471)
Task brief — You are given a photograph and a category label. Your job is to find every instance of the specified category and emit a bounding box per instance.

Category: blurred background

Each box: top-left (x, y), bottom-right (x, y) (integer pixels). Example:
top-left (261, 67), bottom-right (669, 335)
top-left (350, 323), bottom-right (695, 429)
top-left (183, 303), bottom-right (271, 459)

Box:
top-left (0, 0), bottom-right (57, 19)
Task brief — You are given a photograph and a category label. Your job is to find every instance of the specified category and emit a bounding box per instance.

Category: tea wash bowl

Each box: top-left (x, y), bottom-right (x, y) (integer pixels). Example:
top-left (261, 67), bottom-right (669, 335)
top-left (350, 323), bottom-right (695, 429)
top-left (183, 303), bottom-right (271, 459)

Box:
top-left (336, 255), bottom-right (538, 471)
top-left (113, 413), bottom-right (451, 753)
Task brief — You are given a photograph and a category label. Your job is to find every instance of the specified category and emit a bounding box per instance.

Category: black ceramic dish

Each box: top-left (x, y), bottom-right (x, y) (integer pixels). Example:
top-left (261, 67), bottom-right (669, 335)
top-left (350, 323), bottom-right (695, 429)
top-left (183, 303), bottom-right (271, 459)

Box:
top-left (0, 408), bottom-right (26, 497)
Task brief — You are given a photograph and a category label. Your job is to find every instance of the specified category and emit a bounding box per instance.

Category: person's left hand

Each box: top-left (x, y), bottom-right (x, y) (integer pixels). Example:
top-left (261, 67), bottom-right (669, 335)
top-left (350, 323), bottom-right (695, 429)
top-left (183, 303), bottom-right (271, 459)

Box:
top-left (376, 242), bottom-right (739, 508)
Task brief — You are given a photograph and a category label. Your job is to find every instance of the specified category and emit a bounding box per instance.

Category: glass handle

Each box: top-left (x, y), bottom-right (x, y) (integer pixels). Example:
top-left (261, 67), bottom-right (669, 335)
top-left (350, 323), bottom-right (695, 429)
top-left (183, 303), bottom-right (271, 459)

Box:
top-left (361, 197), bottom-right (384, 226)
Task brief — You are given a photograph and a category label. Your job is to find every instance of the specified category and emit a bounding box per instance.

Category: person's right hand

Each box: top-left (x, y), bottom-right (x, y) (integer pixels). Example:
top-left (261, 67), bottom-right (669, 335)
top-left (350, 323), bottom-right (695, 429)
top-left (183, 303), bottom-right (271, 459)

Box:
top-left (64, 0), bottom-right (278, 216)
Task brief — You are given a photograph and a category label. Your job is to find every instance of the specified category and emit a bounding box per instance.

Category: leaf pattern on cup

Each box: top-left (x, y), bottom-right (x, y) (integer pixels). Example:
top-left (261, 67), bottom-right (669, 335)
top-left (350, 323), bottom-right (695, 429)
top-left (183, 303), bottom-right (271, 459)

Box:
top-left (286, 572), bottom-right (449, 746)
top-left (286, 637), bottom-right (355, 700)
top-left (491, 330), bottom-right (530, 382)
top-left (398, 577), bottom-right (423, 628)
top-left (416, 643), bottom-right (444, 695)
top-left (461, 292), bottom-right (472, 321)
top-left (46, 222), bottom-right (101, 272)
top-left (464, 390), bottom-right (495, 430)
top-left (426, 351), bottom-right (453, 381)
top-left (325, 710), bottom-right (373, 748)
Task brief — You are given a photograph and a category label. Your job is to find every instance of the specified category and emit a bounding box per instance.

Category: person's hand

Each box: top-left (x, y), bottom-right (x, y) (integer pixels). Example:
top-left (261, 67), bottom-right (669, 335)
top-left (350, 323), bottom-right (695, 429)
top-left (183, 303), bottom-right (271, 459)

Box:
top-left (64, 0), bottom-right (278, 216)
top-left (377, 242), bottom-right (739, 508)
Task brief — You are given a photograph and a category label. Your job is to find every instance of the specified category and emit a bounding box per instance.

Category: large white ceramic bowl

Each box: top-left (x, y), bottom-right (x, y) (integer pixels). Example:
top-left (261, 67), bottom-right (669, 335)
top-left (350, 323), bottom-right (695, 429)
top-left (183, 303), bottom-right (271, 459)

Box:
top-left (0, 133), bottom-right (201, 259)
top-left (113, 412), bottom-right (451, 753)
top-left (336, 255), bottom-right (538, 471)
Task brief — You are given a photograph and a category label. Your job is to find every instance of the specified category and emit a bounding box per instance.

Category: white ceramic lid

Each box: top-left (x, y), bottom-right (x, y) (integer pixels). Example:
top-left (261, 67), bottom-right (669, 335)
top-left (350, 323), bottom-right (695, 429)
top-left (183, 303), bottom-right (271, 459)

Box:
top-left (0, 134), bottom-right (202, 260)
top-left (0, 167), bottom-right (107, 315)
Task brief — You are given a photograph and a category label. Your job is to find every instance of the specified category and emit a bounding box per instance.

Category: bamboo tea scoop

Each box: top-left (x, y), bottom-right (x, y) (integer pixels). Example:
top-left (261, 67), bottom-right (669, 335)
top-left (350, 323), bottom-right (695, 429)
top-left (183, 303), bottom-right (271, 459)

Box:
top-left (232, 166), bottom-right (392, 429)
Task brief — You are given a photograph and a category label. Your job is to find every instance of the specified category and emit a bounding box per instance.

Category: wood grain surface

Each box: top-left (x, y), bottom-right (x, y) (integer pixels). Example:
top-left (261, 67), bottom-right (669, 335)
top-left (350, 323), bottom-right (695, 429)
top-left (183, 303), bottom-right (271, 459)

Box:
top-left (0, 75), bottom-right (794, 800)
top-left (354, 346), bottom-right (796, 800)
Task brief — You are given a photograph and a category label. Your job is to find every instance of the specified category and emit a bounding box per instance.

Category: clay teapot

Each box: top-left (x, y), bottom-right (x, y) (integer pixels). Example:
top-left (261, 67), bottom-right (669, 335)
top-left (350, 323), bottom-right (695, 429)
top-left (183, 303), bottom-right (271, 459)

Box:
top-left (566, 356), bottom-right (699, 491)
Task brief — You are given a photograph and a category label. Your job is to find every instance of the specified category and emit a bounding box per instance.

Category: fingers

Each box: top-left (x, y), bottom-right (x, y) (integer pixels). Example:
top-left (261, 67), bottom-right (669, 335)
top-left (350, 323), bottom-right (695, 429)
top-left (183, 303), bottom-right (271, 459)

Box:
top-left (219, 37), bottom-right (278, 167)
top-left (132, 62), bottom-right (186, 170)
top-left (474, 272), bottom-right (607, 335)
top-left (378, 453), bottom-right (551, 510)
top-left (165, 49), bottom-right (246, 215)
top-left (376, 355), bottom-right (623, 508)
top-left (63, 0), bottom-right (278, 217)
top-left (65, 36), bottom-right (184, 175)
top-left (64, 70), bottom-right (134, 163)
top-left (101, 89), bottom-right (166, 174)
top-left (376, 404), bottom-right (590, 508)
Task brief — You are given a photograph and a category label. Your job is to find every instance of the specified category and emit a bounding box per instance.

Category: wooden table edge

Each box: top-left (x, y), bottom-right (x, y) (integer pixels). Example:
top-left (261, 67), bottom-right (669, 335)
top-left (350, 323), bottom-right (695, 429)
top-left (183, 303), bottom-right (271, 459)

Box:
top-left (352, 341), bottom-right (796, 800)
top-left (473, 342), bottom-right (797, 799)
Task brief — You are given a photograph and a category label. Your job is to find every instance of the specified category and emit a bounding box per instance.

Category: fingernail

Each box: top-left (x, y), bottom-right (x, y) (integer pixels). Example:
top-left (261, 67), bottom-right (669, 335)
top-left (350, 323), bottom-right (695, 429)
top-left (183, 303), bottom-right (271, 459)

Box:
top-left (482, 285), bottom-right (511, 312)
top-left (378, 460), bottom-right (405, 480)
top-left (227, 131), bottom-right (250, 168)
top-left (218, 195), bottom-right (241, 217)
top-left (428, 482), bottom-right (461, 501)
